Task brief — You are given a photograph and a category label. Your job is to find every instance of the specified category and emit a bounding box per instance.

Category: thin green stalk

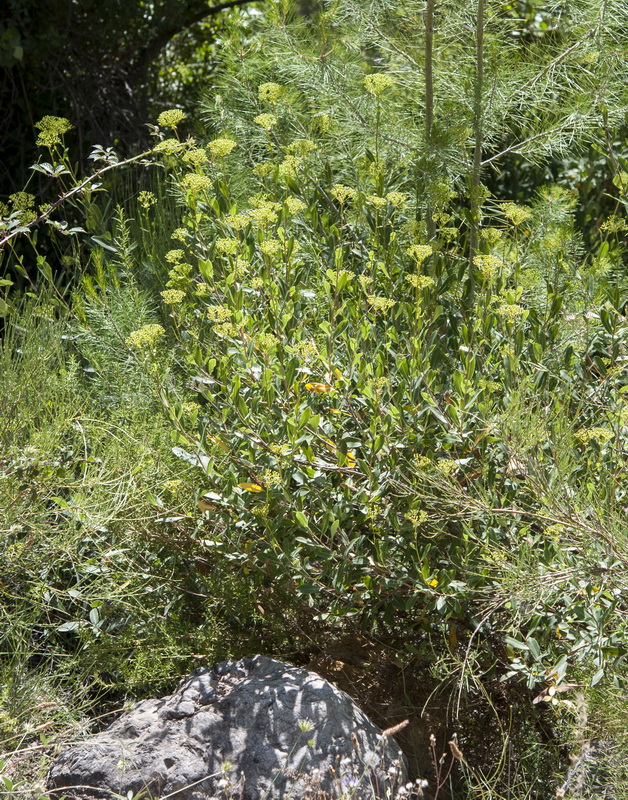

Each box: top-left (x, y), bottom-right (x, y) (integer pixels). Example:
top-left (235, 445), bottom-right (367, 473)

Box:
top-left (468, 0), bottom-right (485, 310)
top-left (425, 0), bottom-right (435, 240)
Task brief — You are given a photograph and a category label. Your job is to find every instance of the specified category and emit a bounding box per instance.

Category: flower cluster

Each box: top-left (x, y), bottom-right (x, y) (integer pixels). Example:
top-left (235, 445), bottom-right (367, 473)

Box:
top-left (474, 254), bottom-right (503, 282)
top-left (161, 289), bottom-right (186, 305)
top-left (285, 197), bottom-right (307, 215)
top-left (208, 138), bottom-right (237, 158)
top-left (157, 109), bottom-right (186, 128)
top-left (331, 184), bottom-right (357, 204)
top-left (601, 214), bottom-right (628, 233)
top-left (181, 173), bottom-right (211, 194)
top-left (255, 332), bottom-right (280, 352)
top-left (407, 244), bottom-right (433, 264)
top-left (367, 295), bottom-right (396, 313)
top-left (289, 138), bottom-right (317, 157)
top-left (153, 139), bottom-right (185, 155)
top-left (205, 305), bottom-right (230, 324)
top-left (278, 155), bottom-right (302, 181)
top-left (260, 239), bottom-right (282, 257)
top-left (215, 238), bottom-right (239, 255)
top-left (386, 191), bottom-right (407, 207)
top-left (292, 339), bottom-right (318, 361)
top-left (407, 275), bottom-right (435, 290)
top-left (364, 73), bottom-right (395, 97)
top-left (35, 116), bottom-right (73, 148)
top-left (574, 427), bottom-right (614, 445)
top-left (137, 191), bottom-right (157, 209)
top-left (260, 469), bottom-right (282, 488)
top-left (502, 202), bottom-right (532, 225)
top-left (366, 194), bottom-right (387, 209)
top-left (249, 201), bottom-right (281, 227)
top-left (9, 191), bottom-right (36, 224)
top-left (165, 249), bottom-right (185, 264)
top-left (171, 228), bottom-right (188, 241)
top-left (496, 303), bottom-right (525, 321)
top-left (406, 509), bottom-right (428, 526)
top-left (258, 82), bottom-right (283, 103)
top-left (254, 113), bottom-right (278, 131)
top-left (224, 213), bottom-right (249, 231)
top-left (126, 324), bottom-right (166, 349)
top-left (183, 148), bottom-right (208, 167)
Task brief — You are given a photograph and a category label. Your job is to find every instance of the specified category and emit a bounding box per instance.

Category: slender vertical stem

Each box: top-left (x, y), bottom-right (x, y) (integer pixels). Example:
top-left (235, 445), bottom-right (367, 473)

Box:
top-left (468, 0), bottom-right (485, 309)
top-left (425, 0), bottom-right (435, 240)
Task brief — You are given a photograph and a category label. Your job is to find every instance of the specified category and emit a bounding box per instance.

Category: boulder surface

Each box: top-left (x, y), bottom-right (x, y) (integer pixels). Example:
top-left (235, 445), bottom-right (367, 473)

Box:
top-left (47, 654), bottom-right (407, 800)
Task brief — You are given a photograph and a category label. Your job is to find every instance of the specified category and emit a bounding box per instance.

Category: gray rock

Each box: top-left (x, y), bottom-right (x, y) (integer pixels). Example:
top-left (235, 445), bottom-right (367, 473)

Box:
top-left (47, 655), bottom-right (407, 800)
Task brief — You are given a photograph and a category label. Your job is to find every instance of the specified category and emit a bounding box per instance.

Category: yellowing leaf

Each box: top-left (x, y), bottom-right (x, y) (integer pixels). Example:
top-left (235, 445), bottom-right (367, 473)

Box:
top-left (346, 452), bottom-right (357, 467)
top-left (238, 482), bottom-right (264, 493)
top-left (208, 435), bottom-right (229, 453)
top-left (305, 382), bottom-right (333, 393)
top-left (329, 408), bottom-right (343, 414)
top-left (334, 368), bottom-right (343, 380)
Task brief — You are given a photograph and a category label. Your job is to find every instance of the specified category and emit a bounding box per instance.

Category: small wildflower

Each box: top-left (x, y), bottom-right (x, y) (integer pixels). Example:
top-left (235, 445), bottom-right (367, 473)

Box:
top-left (126, 324), bottom-right (166, 349)
top-left (435, 459), bottom-right (457, 476)
top-left (181, 173), bottom-right (211, 193)
top-left (260, 239), bottom-right (282, 257)
top-left (183, 147), bottom-right (208, 166)
top-left (157, 109), bottom-right (186, 128)
top-left (574, 427), bottom-right (613, 445)
top-left (413, 455), bottom-right (432, 472)
top-left (250, 277), bottom-right (265, 290)
top-left (253, 162), bottom-right (274, 179)
top-left (214, 322), bottom-right (239, 338)
top-left (153, 138), bottom-right (185, 155)
top-left (255, 332), bottom-right (280, 352)
top-left (206, 305), bottom-right (232, 323)
top-left (285, 197), bottom-right (307, 215)
top-left (165, 249), bottom-right (185, 264)
top-left (258, 82), bottom-right (283, 104)
top-left (9, 192), bottom-right (35, 211)
top-left (481, 227), bottom-right (503, 246)
top-left (331, 184), bottom-right (357, 205)
top-left (407, 244), bottom-right (433, 265)
top-left (502, 202), bottom-right (532, 225)
top-left (407, 274), bottom-right (435, 290)
top-left (366, 194), bottom-right (387, 209)
top-left (171, 228), bottom-right (188, 241)
top-left (215, 237), bottom-right (239, 255)
top-left (293, 339), bottom-right (318, 361)
top-left (249, 206), bottom-right (279, 227)
top-left (474, 254), bottom-right (503, 282)
top-left (34, 116), bottom-right (72, 147)
top-left (161, 289), bottom-right (186, 305)
top-left (297, 718), bottom-right (315, 733)
top-left (252, 502), bottom-right (271, 518)
top-left (225, 214), bottom-right (249, 231)
top-left (208, 138), bottom-right (237, 158)
top-left (358, 275), bottom-right (374, 290)
top-left (386, 191), bottom-right (407, 208)
top-left (406, 509), bottom-right (428, 526)
top-left (364, 73), bottom-right (395, 97)
top-left (278, 155), bottom-right (302, 181)
top-left (289, 138), bottom-right (317, 156)
top-left (137, 191), bottom-right (157, 209)
top-left (162, 479), bottom-right (183, 493)
top-left (601, 215), bottom-right (628, 233)
top-left (367, 295), bottom-right (395, 314)
top-left (261, 469), bottom-right (282, 488)
top-left (254, 113), bottom-right (278, 131)
top-left (496, 303), bottom-right (525, 321)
